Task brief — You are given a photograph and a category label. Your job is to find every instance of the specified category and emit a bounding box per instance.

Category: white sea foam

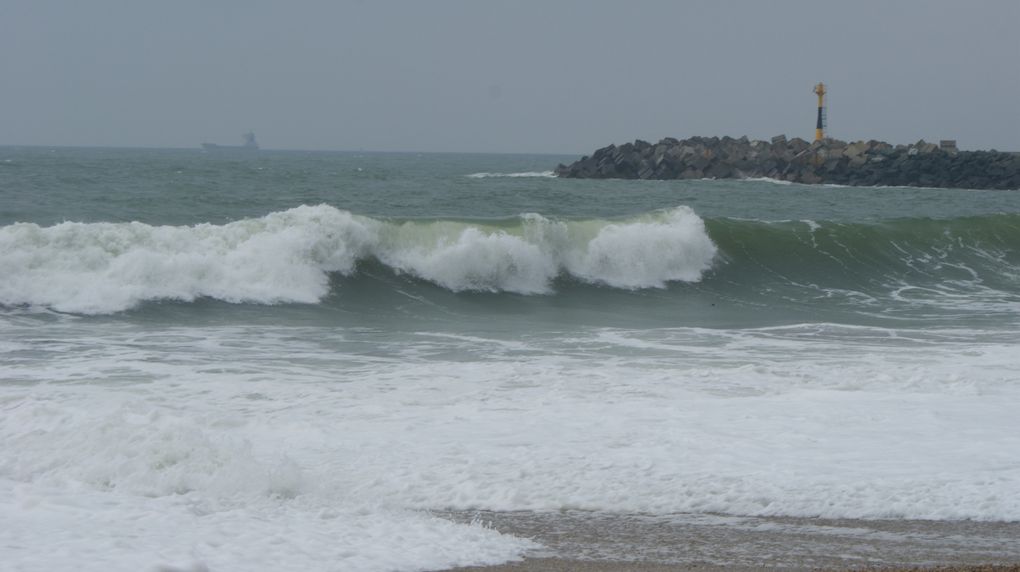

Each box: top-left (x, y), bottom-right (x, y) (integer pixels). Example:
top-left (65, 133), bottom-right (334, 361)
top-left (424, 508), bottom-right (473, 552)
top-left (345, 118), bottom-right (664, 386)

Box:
top-left (465, 171), bottom-right (556, 178)
top-left (2, 323), bottom-right (1019, 571)
top-left (0, 387), bottom-right (533, 572)
top-left (0, 206), bottom-right (378, 313)
top-left (380, 226), bottom-right (559, 294)
top-left (742, 176), bottom-right (793, 185)
top-left (0, 205), bottom-right (717, 312)
top-left (559, 209), bottom-right (716, 288)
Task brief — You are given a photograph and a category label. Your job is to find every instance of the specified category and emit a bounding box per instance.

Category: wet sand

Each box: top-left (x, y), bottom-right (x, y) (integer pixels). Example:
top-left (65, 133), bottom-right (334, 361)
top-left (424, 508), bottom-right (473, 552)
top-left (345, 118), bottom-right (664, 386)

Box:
top-left (437, 511), bottom-right (1020, 571)
top-left (456, 562), bottom-right (1020, 570)
top-left (451, 563), bottom-right (1020, 572)
top-left (451, 560), bottom-right (767, 571)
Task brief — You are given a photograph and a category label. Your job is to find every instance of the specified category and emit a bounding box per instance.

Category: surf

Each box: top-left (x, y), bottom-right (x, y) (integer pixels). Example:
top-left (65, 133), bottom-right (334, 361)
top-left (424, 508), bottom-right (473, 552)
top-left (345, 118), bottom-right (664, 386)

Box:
top-left (0, 205), bottom-right (717, 314)
top-left (3, 204), bottom-right (1018, 316)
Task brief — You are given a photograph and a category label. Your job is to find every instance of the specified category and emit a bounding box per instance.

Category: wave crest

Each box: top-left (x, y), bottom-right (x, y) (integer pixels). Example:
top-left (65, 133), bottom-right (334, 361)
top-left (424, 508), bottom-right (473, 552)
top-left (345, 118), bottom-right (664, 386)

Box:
top-left (0, 205), bottom-right (378, 313)
top-left (564, 209), bottom-right (716, 288)
top-left (0, 205), bottom-right (717, 313)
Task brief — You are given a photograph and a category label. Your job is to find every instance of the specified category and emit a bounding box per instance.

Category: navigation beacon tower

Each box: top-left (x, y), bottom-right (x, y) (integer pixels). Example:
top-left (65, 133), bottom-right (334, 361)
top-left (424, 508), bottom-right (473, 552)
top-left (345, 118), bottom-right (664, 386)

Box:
top-left (813, 82), bottom-right (827, 141)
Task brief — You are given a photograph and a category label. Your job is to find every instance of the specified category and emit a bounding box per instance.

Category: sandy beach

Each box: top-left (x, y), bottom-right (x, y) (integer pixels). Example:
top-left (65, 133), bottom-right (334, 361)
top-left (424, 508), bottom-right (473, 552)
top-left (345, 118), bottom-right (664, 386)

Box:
top-left (452, 560), bottom-right (765, 571)
top-left (439, 511), bottom-right (1020, 571)
top-left (452, 563), bottom-right (1020, 572)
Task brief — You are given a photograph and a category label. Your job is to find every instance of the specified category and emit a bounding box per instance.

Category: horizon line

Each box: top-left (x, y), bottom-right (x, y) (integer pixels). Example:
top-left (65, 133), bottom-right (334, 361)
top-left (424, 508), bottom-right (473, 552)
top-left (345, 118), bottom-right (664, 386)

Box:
top-left (0, 142), bottom-right (581, 157)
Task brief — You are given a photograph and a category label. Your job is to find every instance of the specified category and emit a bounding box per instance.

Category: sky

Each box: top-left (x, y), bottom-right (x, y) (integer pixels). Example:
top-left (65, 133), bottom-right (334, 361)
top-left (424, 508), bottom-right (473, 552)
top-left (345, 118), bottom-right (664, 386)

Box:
top-left (1, 0), bottom-right (1018, 154)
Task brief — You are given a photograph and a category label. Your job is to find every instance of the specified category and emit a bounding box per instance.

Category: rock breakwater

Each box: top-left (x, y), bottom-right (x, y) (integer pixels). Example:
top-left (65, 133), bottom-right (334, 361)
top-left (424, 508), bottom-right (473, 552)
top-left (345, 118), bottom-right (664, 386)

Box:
top-left (555, 136), bottom-right (1020, 190)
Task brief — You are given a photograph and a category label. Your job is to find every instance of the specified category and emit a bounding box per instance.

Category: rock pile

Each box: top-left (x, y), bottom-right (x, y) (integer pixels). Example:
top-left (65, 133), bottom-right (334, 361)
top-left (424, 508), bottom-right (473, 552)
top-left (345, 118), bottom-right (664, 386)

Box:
top-left (555, 136), bottom-right (1020, 190)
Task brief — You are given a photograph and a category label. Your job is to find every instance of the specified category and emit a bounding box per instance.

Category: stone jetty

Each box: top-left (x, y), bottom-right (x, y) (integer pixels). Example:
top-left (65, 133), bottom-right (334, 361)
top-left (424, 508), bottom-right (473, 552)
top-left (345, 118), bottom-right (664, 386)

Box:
top-left (555, 136), bottom-right (1020, 190)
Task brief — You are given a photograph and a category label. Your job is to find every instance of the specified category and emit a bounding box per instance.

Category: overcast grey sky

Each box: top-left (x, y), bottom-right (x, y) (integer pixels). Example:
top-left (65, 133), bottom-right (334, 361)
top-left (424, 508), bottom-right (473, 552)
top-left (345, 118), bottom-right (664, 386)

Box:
top-left (2, 0), bottom-right (1017, 153)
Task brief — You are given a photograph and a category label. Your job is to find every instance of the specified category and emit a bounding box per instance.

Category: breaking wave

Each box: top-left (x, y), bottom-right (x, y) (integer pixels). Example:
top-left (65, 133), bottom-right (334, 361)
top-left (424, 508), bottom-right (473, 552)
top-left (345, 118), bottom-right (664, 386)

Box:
top-left (0, 205), bottom-right (717, 313)
top-left (4, 204), bottom-right (1018, 316)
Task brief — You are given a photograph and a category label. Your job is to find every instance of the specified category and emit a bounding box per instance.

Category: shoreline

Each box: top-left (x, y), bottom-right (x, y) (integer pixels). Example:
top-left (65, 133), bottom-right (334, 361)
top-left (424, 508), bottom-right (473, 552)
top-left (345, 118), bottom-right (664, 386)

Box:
top-left (450, 561), bottom-right (1020, 572)
top-left (436, 511), bottom-right (1020, 571)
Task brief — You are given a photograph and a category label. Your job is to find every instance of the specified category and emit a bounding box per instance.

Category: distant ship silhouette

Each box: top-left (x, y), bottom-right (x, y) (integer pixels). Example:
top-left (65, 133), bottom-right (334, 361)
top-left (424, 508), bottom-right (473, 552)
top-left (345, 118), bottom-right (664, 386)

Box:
top-left (201, 132), bottom-right (259, 150)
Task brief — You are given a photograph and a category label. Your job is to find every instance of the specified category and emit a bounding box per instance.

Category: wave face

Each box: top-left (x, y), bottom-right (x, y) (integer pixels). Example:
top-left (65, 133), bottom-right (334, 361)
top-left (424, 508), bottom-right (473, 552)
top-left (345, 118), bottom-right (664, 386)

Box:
top-left (0, 205), bottom-right (717, 313)
top-left (705, 214), bottom-right (1020, 303)
top-left (3, 204), bottom-right (1019, 317)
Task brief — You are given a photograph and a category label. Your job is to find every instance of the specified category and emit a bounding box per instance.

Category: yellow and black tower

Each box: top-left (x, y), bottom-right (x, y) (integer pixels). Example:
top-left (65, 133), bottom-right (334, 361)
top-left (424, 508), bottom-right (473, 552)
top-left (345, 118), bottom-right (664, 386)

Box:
top-left (813, 82), bottom-right (827, 141)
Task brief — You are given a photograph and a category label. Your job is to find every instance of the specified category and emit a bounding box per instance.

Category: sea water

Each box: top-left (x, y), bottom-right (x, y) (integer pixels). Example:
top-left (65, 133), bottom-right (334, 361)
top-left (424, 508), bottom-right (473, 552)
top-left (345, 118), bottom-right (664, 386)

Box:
top-left (2, 147), bottom-right (1019, 571)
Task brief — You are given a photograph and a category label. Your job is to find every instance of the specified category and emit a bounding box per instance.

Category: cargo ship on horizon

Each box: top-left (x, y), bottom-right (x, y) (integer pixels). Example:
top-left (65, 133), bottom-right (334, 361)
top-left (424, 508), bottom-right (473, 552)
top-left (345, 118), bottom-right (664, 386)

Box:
top-left (201, 132), bottom-right (259, 151)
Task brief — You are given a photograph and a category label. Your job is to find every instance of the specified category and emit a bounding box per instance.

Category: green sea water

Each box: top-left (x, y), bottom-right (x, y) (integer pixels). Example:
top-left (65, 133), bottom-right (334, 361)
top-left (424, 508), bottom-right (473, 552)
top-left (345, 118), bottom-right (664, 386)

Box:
top-left (4, 146), bottom-right (1019, 224)
top-left (2, 146), bottom-right (1018, 332)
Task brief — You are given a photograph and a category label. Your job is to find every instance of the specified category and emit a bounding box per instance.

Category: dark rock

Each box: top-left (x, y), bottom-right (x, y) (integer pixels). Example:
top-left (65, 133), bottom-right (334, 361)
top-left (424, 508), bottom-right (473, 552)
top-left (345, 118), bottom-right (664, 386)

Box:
top-left (555, 135), bottom-right (1020, 189)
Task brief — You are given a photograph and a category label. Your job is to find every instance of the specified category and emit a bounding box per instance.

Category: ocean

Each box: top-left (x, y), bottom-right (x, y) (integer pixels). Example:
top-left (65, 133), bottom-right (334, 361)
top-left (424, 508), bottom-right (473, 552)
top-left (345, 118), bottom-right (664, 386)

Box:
top-left (2, 146), bottom-right (1019, 571)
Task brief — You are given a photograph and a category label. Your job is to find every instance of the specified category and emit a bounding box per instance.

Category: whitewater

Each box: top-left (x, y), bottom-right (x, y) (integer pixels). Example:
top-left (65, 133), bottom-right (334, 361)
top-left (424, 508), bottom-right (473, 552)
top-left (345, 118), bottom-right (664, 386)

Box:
top-left (2, 147), bottom-right (1020, 571)
top-left (0, 205), bottom-right (715, 313)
